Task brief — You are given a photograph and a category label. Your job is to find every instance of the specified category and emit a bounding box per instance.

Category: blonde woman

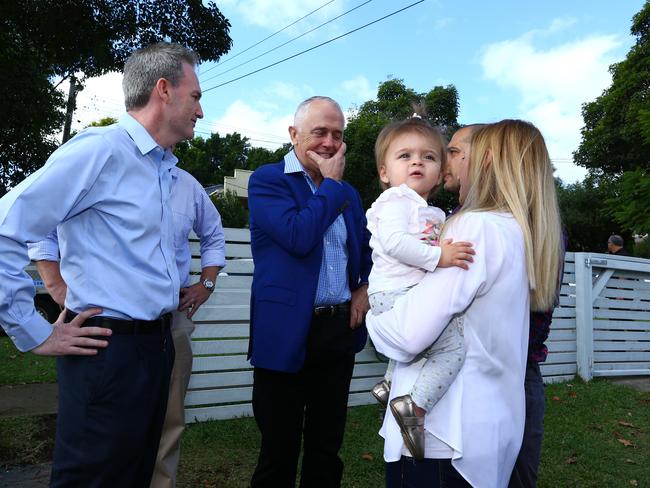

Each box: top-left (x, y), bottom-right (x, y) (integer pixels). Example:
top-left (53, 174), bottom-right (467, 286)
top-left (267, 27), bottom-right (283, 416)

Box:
top-left (367, 119), bottom-right (563, 488)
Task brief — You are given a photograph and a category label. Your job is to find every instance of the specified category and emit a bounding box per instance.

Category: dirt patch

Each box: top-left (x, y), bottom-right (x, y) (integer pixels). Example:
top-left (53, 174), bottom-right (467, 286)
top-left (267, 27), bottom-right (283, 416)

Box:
top-left (0, 414), bottom-right (56, 468)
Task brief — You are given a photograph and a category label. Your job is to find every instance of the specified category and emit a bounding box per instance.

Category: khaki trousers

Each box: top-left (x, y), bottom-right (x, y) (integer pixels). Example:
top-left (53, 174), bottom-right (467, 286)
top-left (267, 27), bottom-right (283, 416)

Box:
top-left (149, 311), bottom-right (195, 488)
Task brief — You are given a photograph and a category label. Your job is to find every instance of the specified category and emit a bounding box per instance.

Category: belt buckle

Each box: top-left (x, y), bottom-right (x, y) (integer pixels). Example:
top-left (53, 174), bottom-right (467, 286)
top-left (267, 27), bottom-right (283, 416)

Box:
top-left (314, 305), bottom-right (334, 317)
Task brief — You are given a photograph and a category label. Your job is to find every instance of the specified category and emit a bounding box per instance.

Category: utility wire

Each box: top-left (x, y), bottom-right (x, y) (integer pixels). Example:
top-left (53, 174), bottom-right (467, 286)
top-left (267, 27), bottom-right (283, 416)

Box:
top-left (201, 0), bottom-right (373, 84)
top-left (203, 0), bottom-right (425, 94)
top-left (200, 0), bottom-right (337, 77)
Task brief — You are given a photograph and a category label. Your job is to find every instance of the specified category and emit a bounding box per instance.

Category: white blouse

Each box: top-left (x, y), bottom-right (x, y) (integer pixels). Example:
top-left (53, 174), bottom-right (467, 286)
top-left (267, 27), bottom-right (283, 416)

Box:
top-left (366, 211), bottom-right (529, 488)
top-left (366, 185), bottom-right (446, 296)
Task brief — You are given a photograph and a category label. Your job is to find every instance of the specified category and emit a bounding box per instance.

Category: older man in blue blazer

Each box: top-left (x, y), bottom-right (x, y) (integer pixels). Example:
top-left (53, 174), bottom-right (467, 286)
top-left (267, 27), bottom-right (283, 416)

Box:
top-left (248, 96), bottom-right (372, 488)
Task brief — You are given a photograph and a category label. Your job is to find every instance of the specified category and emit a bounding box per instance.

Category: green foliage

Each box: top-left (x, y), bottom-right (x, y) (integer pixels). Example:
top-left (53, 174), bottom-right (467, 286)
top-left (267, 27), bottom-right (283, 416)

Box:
top-left (574, 2), bottom-right (650, 235)
top-left (608, 168), bottom-right (650, 234)
top-left (176, 133), bottom-right (250, 186)
top-left (556, 177), bottom-right (632, 252)
top-left (344, 78), bottom-right (460, 209)
top-left (247, 144), bottom-right (292, 171)
top-left (1, 0), bottom-right (232, 191)
top-left (212, 190), bottom-right (248, 229)
top-left (87, 117), bottom-right (118, 128)
top-left (574, 1), bottom-right (650, 175)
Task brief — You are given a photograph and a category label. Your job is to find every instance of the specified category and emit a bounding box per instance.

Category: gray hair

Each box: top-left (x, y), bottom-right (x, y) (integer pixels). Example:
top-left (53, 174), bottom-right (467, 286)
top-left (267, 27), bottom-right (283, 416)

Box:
top-left (294, 96), bottom-right (343, 128)
top-left (608, 234), bottom-right (624, 247)
top-left (123, 42), bottom-right (199, 111)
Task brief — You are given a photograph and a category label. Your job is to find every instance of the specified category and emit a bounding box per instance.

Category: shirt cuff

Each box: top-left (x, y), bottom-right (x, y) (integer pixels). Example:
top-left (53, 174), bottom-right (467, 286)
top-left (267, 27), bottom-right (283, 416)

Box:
top-left (6, 311), bottom-right (54, 352)
top-left (200, 250), bottom-right (226, 269)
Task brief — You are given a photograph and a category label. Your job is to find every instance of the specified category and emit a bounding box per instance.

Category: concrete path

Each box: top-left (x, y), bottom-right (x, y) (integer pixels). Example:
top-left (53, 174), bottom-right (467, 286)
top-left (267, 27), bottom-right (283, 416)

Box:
top-left (0, 383), bottom-right (57, 418)
top-left (0, 465), bottom-right (50, 488)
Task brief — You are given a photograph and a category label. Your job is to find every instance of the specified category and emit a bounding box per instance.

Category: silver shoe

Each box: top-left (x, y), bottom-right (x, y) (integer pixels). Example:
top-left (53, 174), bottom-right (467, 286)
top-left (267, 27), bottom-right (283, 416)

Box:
top-left (389, 395), bottom-right (425, 460)
top-left (371, 380), bottom-right (391, 407)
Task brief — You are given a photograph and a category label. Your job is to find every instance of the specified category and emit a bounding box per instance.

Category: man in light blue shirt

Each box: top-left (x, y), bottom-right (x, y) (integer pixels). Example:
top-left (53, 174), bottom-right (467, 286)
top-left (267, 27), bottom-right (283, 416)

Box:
top-left (0, 42), bottom-right (205, 487)
top-left (28, 165), bottom-right (226, 488)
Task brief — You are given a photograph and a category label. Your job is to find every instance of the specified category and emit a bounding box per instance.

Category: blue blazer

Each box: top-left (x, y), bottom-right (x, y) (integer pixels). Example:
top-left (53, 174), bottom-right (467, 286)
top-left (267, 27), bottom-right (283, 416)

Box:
top-left (247, 160), bottom-right (373, 373)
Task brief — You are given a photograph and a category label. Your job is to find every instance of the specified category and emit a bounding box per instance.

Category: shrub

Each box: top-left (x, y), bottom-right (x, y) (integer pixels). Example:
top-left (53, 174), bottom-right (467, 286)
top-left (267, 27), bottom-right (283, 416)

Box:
top-left (211, 190), bottom-right (248, 228)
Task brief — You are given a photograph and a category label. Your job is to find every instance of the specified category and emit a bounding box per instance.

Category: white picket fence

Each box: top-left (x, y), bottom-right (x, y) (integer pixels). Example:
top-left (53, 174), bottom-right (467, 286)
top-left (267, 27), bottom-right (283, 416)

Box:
top-left (184, 229), bottom-right (650, 424)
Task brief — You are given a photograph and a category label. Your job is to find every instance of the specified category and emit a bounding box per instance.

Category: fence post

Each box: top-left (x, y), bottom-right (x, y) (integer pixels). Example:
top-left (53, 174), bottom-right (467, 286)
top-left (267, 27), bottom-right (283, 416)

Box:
top-left (574, 252), bottom-right (594, 381)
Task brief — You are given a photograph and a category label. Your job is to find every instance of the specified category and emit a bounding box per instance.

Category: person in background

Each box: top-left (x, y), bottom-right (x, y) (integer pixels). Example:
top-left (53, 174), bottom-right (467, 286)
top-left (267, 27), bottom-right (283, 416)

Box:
top-left (607, 234), bottom-right (630, 256)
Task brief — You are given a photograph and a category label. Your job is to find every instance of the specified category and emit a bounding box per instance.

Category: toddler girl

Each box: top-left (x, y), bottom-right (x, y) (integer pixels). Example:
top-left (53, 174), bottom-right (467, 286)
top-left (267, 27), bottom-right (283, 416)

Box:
top-left (367, 115), bottom-right (474, 459)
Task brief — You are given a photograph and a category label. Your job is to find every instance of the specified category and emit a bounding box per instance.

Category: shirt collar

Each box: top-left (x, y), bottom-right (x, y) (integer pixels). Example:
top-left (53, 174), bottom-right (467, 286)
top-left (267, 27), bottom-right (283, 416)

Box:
top-left (119, 113), bottom-right (178, 169)
top-left (119, 113), bottom-right (162, 157)
top-left (283, 149), bottom-right (307, 175)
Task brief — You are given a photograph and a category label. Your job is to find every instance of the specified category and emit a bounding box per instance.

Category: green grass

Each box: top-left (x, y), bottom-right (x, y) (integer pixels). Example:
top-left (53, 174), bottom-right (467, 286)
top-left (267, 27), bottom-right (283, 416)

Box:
top-left (0, 337), bottom-right (56, 386)
top-left (1, 342), bottom-right (647, 488)
top-left (538, 379), bottom-right (649, 488)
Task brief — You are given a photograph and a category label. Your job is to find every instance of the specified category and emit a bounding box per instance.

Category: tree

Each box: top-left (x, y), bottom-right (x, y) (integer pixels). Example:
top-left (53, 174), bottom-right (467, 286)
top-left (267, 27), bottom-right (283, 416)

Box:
top-left (556, 177), bottom-right (633, 252)
top-left (212, 190), bottom-right (248, 228)
top-left (175, 133), bottom-right (251, 186)
top-left (1, 0), bottom-right (232, 191)
top-left (247, 144), bottom-right (293, 171)
top-left (574, 1), bottom-right (650, 239)
top-left (344, 78), bottom-right (460, 209)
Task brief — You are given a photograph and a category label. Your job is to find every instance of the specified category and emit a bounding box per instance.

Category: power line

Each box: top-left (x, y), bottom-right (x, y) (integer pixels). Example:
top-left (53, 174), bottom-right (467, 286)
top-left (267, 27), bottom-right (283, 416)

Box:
top-left (201, 0), bottom-right (373, 84)
top-left (203, 0), bottom-right (426, 94)
top-left (200, 0), bottom-right (337, 78)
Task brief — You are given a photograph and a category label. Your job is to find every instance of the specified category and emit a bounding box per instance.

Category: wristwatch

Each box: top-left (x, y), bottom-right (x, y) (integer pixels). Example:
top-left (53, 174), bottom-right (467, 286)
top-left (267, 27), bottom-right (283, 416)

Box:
top-left (202, 278), bottom-right (215, 292)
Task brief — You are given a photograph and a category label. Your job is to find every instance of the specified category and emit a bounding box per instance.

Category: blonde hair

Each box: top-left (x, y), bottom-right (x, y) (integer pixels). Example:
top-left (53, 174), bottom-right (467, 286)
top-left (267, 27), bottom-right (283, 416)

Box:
top-left (374, 116), bottom-right (447, 192)
top-left (459, 119), bottom-right (563, 311)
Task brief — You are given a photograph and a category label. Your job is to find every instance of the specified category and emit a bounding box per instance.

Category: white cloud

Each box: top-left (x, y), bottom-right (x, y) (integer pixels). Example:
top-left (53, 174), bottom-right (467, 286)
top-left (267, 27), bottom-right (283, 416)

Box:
top-left (480, 21), bottom-right (623, 183)
top-left (340, 75), bottom-right (375, 102)
top-left (264, 81), bottom-right (306, 102)
top-left (220, 0), bottom-right (345, 31)
top-left (434, 17), bottom-right (452, 29)
top-left (209, 100), bottom-right (293, 149)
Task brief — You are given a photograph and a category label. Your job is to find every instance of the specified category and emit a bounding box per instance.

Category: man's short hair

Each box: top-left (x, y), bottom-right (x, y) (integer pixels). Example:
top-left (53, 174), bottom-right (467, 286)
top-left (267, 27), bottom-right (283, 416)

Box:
top-left (457, 123), bottom-right (487, 143)
top-left (123, 42), bottom-right (199, 111)
top-left (293, 96), bottom-right (343, 128)
top-left (608, 234), bottom-right (624, 247)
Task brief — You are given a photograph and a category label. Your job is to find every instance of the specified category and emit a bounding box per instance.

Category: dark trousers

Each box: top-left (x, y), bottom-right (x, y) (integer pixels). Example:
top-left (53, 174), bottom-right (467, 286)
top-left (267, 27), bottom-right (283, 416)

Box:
top-left (509, 360), bottom-right (545, 488)
top-left (385, 457), bottom-right (471, 487)
top-left (50, 329), bottom-right (175, 488)
top-left (250, 312), bottom-right (356, 488)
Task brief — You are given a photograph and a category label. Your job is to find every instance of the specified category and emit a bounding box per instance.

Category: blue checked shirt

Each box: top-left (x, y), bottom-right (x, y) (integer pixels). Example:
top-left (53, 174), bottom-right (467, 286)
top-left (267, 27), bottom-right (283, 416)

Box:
top-left (284, 150), bottom-right (351, 306)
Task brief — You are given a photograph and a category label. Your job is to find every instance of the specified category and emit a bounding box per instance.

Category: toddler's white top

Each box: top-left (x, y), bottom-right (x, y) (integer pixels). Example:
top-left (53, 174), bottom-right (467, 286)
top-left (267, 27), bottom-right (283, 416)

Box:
top-left (366, 184), bottom-right (446, 296)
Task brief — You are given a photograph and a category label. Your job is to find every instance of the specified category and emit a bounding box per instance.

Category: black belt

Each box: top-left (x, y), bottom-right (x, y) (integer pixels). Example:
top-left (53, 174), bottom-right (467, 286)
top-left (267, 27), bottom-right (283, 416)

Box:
top-left (65, 311), bottom-right (172, 334)
top-left (313, 302), bottom-right (351, 317)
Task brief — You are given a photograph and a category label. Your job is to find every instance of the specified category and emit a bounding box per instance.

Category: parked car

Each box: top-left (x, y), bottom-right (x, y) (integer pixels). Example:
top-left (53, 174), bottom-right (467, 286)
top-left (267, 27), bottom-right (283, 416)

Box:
top-left (26, 263), bottom-right (61, 324)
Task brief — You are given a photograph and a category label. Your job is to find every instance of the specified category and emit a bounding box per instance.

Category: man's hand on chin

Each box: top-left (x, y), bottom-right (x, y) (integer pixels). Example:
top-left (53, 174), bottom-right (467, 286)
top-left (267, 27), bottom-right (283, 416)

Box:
top-left (306, 142), bottom-right (346, 182)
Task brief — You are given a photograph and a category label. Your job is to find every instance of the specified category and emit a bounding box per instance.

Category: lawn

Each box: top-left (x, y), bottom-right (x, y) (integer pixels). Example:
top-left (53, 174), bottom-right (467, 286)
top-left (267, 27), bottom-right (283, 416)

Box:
top-left (0, 337), bottom-right (56, 386)
top-left (1, 378), bottom-right (648, 487)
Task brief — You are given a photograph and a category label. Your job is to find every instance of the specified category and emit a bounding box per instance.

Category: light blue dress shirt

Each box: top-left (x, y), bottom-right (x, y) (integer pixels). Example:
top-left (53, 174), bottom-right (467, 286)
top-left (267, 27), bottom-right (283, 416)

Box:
top-left (283, 150), bottom-right (351, 306)
top-left (0, 114), bottom-right (181, 352)
top-left (28, 167), bottom-right (227, 289)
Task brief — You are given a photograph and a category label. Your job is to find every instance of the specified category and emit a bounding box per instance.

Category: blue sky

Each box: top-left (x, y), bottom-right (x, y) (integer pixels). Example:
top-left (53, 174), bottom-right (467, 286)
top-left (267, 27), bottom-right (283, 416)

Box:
top-left (70, 0), bottom-right (645, 183)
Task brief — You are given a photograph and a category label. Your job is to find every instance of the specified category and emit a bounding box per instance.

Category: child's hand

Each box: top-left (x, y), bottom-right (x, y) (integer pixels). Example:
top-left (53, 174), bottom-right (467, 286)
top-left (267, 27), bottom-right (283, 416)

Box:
top-left (438, 238), bottom-right (475, 270)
